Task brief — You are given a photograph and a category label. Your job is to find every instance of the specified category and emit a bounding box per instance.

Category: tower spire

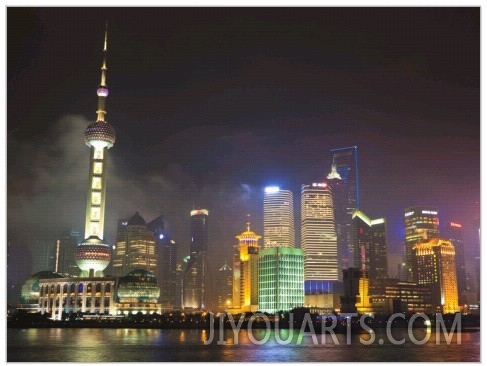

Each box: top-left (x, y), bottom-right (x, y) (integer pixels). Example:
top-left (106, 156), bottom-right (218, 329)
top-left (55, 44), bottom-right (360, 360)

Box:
top-left (96, 22), bottom-right (109, 122)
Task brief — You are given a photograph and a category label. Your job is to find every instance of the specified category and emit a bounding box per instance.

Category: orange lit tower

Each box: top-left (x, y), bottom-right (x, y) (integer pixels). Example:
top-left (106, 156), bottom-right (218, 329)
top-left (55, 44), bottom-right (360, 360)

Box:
top-left (412, 238), bottom-right (458, 314)
top-left (75, 24), bottom-right (116, 277)
top-left (232, 217), bottom-right (261, 312)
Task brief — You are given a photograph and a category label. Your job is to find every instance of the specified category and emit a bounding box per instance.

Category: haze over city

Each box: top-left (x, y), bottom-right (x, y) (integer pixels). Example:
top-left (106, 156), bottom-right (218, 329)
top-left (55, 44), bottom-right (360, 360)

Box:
top-left (7, 7), bottom-right (479, 305)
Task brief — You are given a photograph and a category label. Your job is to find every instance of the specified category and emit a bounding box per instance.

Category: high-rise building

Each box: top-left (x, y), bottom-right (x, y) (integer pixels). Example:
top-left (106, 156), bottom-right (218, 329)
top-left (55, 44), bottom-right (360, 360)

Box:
top-left (74, 25), bottom-right (115, 277)
top-left (443, 222), bottom-right (468, 301)
top-left (301, 183), bottom-right (338, 282)
top-left (55, 229), bottom-right (82, 276)
top-left (404, 206), bottom-right (439, 280)
top-left (147, 216), bottom-right (178, 308)
top-left (217, 261), bottom-right (233, 312)
top-left (352, 209), bottom-right (388, 279)
top-left (263, 187), bottom-right (295, 248)
top-left (412, 238), bottom-right (458, 314)
top-left (232, 221), bottom-right (261, 312)
top-left (329, 146), bottom-right (359, 268)
top-left (258, 247), bottom-right (304, 314)
top-left (183, 209), bottom-right (208, 310)
top-left (112, 212), bottom-right (157, 277)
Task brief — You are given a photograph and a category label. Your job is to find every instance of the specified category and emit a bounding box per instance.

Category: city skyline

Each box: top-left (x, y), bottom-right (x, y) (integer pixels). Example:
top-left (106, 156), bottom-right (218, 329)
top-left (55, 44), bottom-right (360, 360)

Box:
top-left (7, 8), bottom-right (479, 302)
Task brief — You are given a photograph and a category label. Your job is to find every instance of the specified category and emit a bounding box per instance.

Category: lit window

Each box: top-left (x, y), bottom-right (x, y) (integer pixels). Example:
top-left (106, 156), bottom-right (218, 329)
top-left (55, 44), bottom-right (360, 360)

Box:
top-left (91, 207), bottom-right (101, 220)
top-left (94, 148), bottom-right (104, 160)
top-left (92, 177), bottom-right (102, 189)
top-left (91, 192), bottom-right (101, 205)
top-left (93, 162), bottom-right (103, 174)
top-left (90, 223), bottom-right (99, 236)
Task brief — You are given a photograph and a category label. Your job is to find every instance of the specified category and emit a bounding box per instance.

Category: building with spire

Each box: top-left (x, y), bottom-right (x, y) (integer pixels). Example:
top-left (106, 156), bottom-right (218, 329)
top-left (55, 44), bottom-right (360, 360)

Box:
top-left (74, 24), bottom-right (116, 278)
top-left (231, 218), bottom-right (261, 313)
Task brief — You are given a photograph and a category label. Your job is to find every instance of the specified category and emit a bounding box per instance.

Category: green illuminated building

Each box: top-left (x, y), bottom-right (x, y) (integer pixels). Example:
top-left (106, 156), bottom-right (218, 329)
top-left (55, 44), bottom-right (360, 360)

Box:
top-left (258, 247), bottom-right (304, 313)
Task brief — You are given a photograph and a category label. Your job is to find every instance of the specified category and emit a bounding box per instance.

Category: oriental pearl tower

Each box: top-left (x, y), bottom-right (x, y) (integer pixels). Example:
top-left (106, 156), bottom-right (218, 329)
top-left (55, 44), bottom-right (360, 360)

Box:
top-left (74, 24), bottom-right (116, 277)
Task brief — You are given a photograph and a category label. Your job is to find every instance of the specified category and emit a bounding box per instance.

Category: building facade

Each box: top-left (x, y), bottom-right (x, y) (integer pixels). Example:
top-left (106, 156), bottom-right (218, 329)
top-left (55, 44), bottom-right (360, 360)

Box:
top-left (183, 209), bottom-right (208, 310)
top-left (112, 212), bottom-right (157, 277)
top-left (412, 238), bottom-right (458, 314)
top-left (328, 147), bottom-right (360, 271)
top-left (443, 221), bottom-right (468, 304)
top-left (263, 187), bottom-right (295, 248)
top-left (352, 209), bottom-right (388, 279)
top-left (258, 247), bottom-right (304, 314)
top-left (404, 206), bottom-right (439, 281)
top-left (232, 222), bottom-right (261, 312)
top-left (301, 183), bottom-right (338, 282)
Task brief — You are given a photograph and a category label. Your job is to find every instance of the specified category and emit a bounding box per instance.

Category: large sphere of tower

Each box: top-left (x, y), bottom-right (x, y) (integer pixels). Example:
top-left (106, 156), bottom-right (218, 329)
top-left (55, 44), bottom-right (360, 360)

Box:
top-left (84, 120), bottom-right (116, 148)
top-left (74, 237), bottom-right (111, 276)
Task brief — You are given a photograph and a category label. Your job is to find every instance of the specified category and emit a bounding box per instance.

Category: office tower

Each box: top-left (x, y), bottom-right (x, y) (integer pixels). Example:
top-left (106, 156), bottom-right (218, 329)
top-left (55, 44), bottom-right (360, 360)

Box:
top-left (404, 206), bottom-right (439, 280)
top-left (352, 209), bottom-right (388, 279)
top-left (412, 238), bottom-right (458, 314)
top-left (55, 229), bottom-right (82, 276)
top-left (340, 267), bottom-right (364, 313)
top-left (301, 183), bottom-right (338, 282)
top-left (263, 187), bottom-right (295, 248)
top-left (147, 216), bottom-right (178, 308)
top-left (31, 242), bottom-right (56, 274)
top-left (258, 247), bottom-right (304, 313)
top-left (217, 261), bottom-right (233, 311)
top-left (232, 221), bottom-right (261, 312)
top-left (112, 212), bottom-right (157, 277)
top-left (183, 209), bottom-right (208, 310)
top-left (443, 222), bottom-right (467, 299)
top-left (74, 25), bottom-right (115, 277)
top-left (329, 146), bottom-right (359, 268)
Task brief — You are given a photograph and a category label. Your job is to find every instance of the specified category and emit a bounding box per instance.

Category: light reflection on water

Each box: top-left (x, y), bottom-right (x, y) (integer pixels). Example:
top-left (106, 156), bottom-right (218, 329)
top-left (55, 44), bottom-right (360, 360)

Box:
top-left (8, 328), bottom-right (480, 362)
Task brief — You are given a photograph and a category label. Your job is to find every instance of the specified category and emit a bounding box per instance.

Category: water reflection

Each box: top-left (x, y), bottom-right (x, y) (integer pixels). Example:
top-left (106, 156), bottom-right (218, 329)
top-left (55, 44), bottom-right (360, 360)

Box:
top-left (7, 328), bottom-right (480, 362)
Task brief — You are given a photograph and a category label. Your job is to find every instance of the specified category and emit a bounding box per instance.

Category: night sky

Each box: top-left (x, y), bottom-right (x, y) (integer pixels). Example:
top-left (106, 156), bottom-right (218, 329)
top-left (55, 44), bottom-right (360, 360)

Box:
top-left (7, 8), bottom-right (480, 300)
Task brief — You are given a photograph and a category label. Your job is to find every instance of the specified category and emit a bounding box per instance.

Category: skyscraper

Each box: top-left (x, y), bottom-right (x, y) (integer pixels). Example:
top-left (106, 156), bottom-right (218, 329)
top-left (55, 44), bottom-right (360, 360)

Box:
top-left (232, 220), bottom-right (261, 312)
top-left (404, 206), bottom-right (439, 280)
top-left (147, 216), bottom-right (178, 308)
top-left (74, 25), bottom-right (115, 277)
top-left (112, 212), bottom-right (157, 277)
top-left (443, 222), bottom-right (468, 304)
top-left (301, 183), bottom-right (338, 282)
top-left (329, 146), bottom-right (359, 268)
top-left (258, 247), bottom-right (304, 314)
top-left (352, 209), bottom-right (388, 279)
top-left (263, 187), bottom-right (295, 248)
top-left (183, 209), bottom-right (208, 310)
top-left (217, 261), bottom-right (233, 312)
top-left (412, 238), bottom-right (458, 314)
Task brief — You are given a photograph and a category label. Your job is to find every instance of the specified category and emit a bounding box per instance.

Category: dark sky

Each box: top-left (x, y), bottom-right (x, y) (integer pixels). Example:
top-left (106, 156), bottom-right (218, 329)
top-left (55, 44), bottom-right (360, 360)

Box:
top-left (7, 8), bottom-right (480, 297)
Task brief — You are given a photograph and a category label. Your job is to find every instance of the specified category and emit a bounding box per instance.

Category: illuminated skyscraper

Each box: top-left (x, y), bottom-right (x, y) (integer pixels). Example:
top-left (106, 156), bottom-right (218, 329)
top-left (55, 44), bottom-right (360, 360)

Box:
top-left (443, 222), bottom-right (468, 304)
top-left (301, 183), bottom-right (338, 282)
top-left (183, 209), bottom-right (208, 309)
top-left (263, 187), bottom-right (295, 248)
top-left (352, 209), bottom-right (388, 279)
top-left (412, 238), bottom-right (458, 314)
top-left (217, 261), bottom-right (233, 311)
top-left (74, 25), bottom-right (115, 277)
top-left (329, 146), bottom-right (359, 268)
top-left (232, 220), bottom-right (261, 312)
top-left (258, 247), bottom-right (304, 313)
top-left (112, 212), bottom-right (157, 277)
top-left (404, 206), bottom-right (439, 280)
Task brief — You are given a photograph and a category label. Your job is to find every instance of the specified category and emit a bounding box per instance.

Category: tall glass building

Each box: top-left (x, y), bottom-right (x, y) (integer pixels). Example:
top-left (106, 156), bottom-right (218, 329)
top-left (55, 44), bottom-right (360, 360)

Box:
top-left (183, 209), bottom-right (208, 310)
top-left (329, 146), bottom-right (359, 268)
top-left (258, 247), bottom-right (304, 314)
top-left (301, 183), bottom-right (338, 281)
top-left (263, 187), bottom-right (295, 248)
top-left (404, 206), bottom-right (439, 281)
top-left (352, 209), bottom-right (388, 279)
